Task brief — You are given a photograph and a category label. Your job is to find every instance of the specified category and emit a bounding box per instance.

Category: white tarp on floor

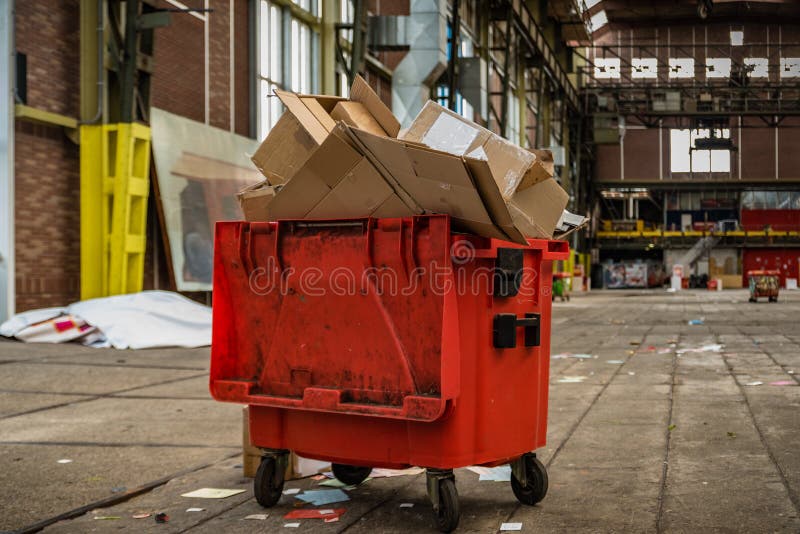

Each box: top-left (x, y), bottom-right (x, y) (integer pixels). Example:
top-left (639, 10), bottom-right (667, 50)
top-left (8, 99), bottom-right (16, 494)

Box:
top-left (0, 291), bottom-right (212, 349)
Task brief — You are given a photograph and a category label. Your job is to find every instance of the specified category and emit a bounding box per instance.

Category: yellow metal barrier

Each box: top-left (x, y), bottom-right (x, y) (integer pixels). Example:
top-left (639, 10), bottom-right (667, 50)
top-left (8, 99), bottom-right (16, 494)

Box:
top-left (596, 230), bottom-right (800, 239)
top-left (80, 123), bottom-right (151, 299)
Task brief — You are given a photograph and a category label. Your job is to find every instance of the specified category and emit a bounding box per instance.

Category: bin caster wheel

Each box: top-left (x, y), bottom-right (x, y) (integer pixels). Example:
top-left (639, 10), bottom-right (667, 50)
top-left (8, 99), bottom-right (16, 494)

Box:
top-left (511, 454), bottom-right (548, 506)
top-left (332, 463), bottom-right (372, 486)
top-left (434, 477), bottom-right (460, 533)
top-left (769, 296), bottom-right (777, 302)
top-left (254, 456), bottom-right (285, 508)
top-left (749, 297), bottom-right (757, 302)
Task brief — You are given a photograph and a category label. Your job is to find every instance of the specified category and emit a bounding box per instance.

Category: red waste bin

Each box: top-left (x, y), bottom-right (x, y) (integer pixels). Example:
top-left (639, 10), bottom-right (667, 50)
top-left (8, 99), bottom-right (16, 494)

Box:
top-left (210, 215), bottom-right (568, 532)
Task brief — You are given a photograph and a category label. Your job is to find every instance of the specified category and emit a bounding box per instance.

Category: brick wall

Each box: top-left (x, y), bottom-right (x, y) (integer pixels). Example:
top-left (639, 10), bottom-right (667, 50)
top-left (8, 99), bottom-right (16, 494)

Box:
top-left (13, 0), bottom-right (252, 311)
top-left (14, 0), bottom-right (81, 311)
top-left (151, 0), bottom-right (251, 134)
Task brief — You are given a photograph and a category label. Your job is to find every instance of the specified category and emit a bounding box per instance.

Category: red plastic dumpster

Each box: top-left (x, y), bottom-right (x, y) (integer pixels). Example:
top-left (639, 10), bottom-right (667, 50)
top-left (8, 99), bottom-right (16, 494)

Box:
top-left (210, 215), bottom-right (568, 532)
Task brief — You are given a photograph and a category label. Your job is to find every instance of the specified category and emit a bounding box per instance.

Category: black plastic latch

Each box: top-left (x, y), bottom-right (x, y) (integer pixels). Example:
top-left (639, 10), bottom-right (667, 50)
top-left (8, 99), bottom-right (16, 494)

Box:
top-left (494, 248), bottom-right (523, 297)
top-left (493, 313), bottom-right (541, 349)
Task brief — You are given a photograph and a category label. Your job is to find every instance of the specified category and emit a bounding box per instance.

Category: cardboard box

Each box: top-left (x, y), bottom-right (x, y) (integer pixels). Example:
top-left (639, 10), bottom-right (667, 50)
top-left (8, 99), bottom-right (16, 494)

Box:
top-left (348, 126), bottom-right (525, 243)
top-left (249, 82), bottom-right (570, 241)
top-left (331, 101), bottom-right (388, 137)
top-left (251, 75), bottom-right (398, 185)
top-left (400, 100), bottom-right (551, 199)
top-left (266, 125), bottom-right (416, 221)
top-left (237, 179), bottom-right (277, 221)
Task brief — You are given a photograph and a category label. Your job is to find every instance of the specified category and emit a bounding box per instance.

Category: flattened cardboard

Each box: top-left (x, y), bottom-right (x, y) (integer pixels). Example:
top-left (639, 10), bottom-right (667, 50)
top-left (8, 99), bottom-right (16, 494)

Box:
top-left (372, 193), bottom-right (416, 218)
top-left (507, 179), bottom-right (569, 239)
top-left (250, 113), bottom-right (318, 185)
top-left (237, 180), bottom-right (277, 221)
top-left (266, 125), bottom-right (408, 221)
top-left (251, 77), bottom-right (398, 185)
top-left (400, 101), bottom-right (536, 200)
top-left (265, 133), bottom-right (362, 219)
top-left (348, 128), bottom-right (518, 243)
top-left (275, 90), bottom-right (332, 144)
top-left (349, 75), bottom-right (401, 137)
top-left (306, 159), bottom-right (393, 219)
top-left (331, 101), bottom-right (388, 137)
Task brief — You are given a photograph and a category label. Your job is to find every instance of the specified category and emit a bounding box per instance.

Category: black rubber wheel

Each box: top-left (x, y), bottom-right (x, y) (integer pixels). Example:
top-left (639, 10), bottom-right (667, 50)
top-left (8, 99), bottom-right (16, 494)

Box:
top-left (749, 297), bottom-right (757, 303)
top-left (511, 455), bottom-right (549, 506)
top-left (434, 477), bottom-right (460, 533)
top-left (254, 456), bottom-right (284, 507)
top-left (331, 463), bottom-right (372, 486)
top-left (769, 296), bottom-right (778, 302)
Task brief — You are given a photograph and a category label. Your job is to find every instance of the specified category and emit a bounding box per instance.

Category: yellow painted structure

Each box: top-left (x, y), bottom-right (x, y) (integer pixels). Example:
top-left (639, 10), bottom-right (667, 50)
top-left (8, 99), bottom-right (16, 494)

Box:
top-left (80, 123), bottom-right (151, 299)
top-left (596, 230), bottom-right (800, 239)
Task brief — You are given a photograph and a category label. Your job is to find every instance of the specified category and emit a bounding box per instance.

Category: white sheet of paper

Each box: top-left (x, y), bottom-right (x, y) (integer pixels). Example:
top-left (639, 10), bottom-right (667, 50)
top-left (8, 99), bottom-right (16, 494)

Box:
top-left (181, 488), bottom-right (246, 499)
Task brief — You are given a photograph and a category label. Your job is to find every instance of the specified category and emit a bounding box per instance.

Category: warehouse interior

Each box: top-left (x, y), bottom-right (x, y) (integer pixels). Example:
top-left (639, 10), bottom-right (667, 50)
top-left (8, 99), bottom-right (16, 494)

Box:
top-left (1, 0), bottom-right (799, 532)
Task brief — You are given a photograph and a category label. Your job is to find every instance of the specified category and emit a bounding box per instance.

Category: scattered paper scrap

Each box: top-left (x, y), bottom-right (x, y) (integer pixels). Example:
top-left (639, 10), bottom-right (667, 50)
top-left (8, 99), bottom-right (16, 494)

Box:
top-left (745, 381), bottom-right (763, 386)
top-left (688, 319), bottom-right (704, 325)
top-left (93, 516), bottom-right (121, 520)
top-left (318, 478), bottom-right (359, 489)
top-left (552, 353), bottom-right (593, 360)
top-left (295, 489), bottom-right (350, 506)
top-left (500, 523), bottom-right (523, 531)
top-left (627, 371), bottom-right (636, 376)
top-left (283, 488), bottom-right (301, 495)
top-left (244, 514), bottom-right (269, 520)
top-left (668, 424), bottom-right (676, 431)
top-left (557, 376), bottom-right (587, 383)
top-left (285, 509), bottom-right (345, 520)
top-left (181, 488), bottom-right (246, 499)
top-left (369, 467), bottom-right (425, 478)
top-left (467, 465), bottom-right (511, 482)
top-left (325, 517), bottom-right (340, 523)
top-left (132, 513), bottom-right (151, 519)
top-left (658, 348), bottom-right (672, 354)
top-left (186, 508), bottom-right (206, 512)
top-left (770, 380), bottom-right (795, 386)
top-left (676, 344), bottom-right (723, 355)
top-left (312, 474), bottom-right (327, 481)
top-left (607, 360), bottom-right (624, 364)
top-left (727, 432), bottom-right (736, 438)
top-left (57, 459), bottom-right (73, 464)
top-left (399, 503), bottom-right (414, 508)
top-left (284, 522), bottom-right (301, 528)
top-left (155, 513), bottom-right (169, 523)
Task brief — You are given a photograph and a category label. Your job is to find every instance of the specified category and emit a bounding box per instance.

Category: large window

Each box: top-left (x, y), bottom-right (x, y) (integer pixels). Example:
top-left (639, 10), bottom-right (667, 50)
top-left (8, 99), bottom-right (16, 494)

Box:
top-left (257, 0), bottom-right (319, 139)
top-left (670, 129), bottom-right (730, 174)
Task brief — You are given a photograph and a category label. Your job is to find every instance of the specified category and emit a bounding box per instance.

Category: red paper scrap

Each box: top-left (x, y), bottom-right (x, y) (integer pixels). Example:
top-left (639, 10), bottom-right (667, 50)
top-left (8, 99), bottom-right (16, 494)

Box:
top-left (284, 509), bottom-right (345, 520)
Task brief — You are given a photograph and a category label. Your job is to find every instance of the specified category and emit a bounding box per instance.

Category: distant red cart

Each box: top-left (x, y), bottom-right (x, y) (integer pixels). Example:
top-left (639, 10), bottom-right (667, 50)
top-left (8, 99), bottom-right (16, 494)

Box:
top-left (747, 270), bottom-right (780, 302)
top-left (210, 215), bottom-right (568, 532)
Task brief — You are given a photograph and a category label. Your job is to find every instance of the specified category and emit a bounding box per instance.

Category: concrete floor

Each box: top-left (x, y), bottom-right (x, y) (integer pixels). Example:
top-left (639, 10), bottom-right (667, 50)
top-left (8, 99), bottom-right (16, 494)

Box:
top-left (1, 289), bottom-right (798, 533)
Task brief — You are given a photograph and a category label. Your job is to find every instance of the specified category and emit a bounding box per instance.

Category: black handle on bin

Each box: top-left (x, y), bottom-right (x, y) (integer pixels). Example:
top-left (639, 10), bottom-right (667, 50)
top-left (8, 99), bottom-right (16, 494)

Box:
top-left (493, 313), bottom-right (541, 349)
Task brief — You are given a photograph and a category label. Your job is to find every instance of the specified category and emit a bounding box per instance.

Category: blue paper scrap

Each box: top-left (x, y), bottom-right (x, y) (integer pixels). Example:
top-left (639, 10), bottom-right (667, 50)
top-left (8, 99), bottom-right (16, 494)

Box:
top-left (295, 489), bottom-right (350, 506)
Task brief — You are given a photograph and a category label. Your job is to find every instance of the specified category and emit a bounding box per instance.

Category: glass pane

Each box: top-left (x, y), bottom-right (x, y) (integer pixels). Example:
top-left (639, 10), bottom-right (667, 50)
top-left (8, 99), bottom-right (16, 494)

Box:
top-left (710, 150), bottom-right (730, 172)
top-left (692, 150), bottom-right (711, 173)
top-left (792, 192), bottom-right (800, 209)
top-left (270, 6), bottom-right (281, 82)
top-left (259, 1), bottom-right (269, 78)
top-left (670, 129), bottom-right (690, 173)
top-left (291, 19), bottom-right (300, 91)
top-left (259, 79), bottom-right (270, 139)
top-left (741, 191), bottom-right (753, 209)
top-left (777, 191), bottom-right (791, 209)
top-left (764, 191), bottom-right (778, 209)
